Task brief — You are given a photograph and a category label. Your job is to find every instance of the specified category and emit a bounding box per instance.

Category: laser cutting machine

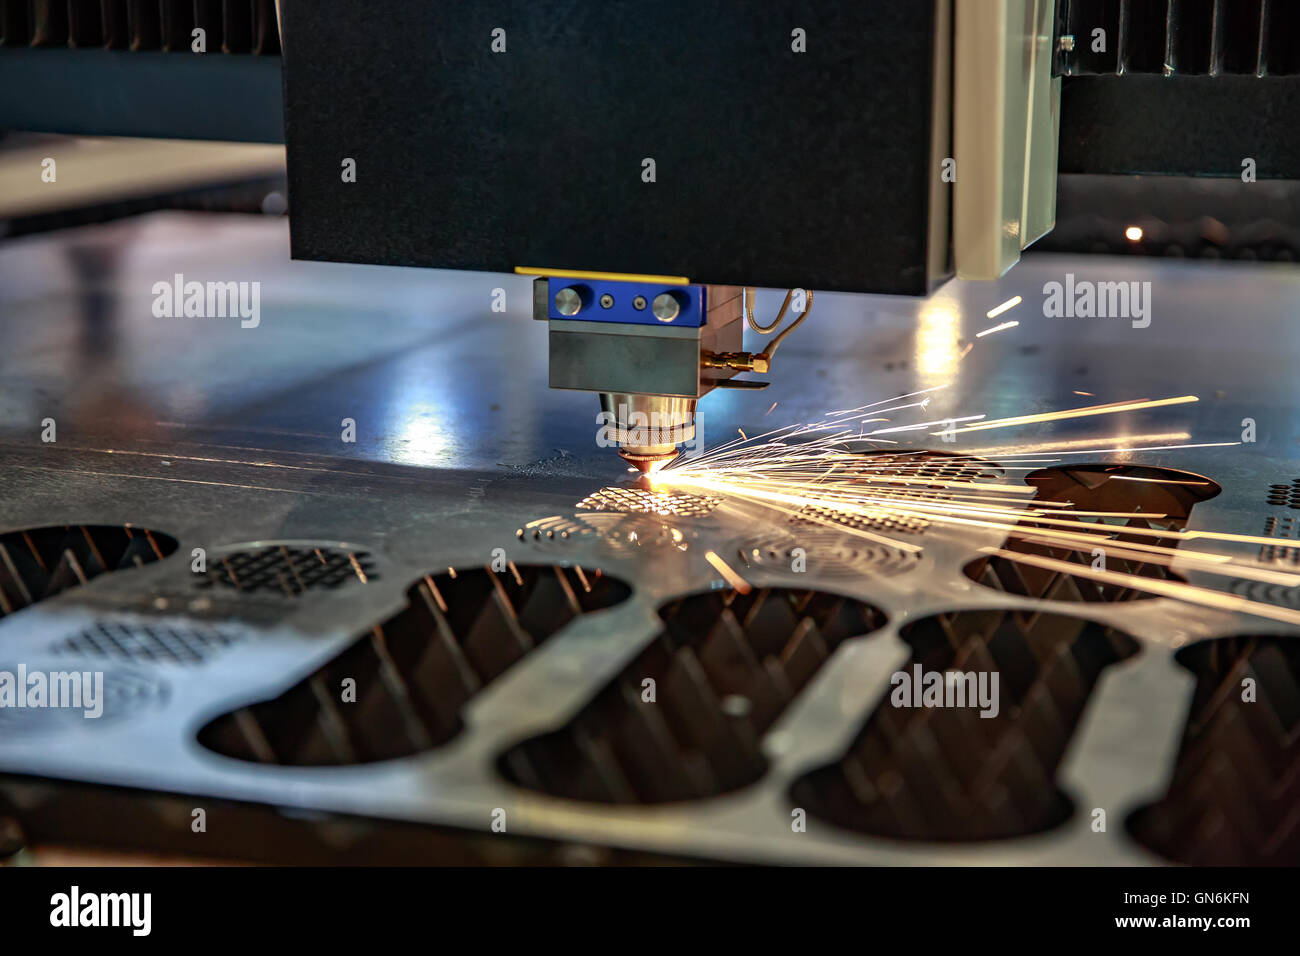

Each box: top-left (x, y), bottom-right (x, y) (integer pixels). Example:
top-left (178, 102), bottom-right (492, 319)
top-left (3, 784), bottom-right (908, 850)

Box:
top-left (0, 0), bottom-right (1298, 870)
top-left (3, 1), bottom-right (1295, 471)
top-left (268, 0), bottom-right (1294, 471)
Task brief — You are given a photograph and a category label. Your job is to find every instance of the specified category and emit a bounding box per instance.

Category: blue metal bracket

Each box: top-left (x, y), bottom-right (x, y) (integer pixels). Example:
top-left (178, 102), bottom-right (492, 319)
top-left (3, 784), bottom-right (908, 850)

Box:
top-left (546, 278), bottom-right (707, 327)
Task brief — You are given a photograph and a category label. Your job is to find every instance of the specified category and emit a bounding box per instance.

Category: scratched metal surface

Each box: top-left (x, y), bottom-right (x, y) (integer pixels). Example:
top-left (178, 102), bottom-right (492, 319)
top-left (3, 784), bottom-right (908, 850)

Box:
top-left (0, 212), bottom-right (1296, 864)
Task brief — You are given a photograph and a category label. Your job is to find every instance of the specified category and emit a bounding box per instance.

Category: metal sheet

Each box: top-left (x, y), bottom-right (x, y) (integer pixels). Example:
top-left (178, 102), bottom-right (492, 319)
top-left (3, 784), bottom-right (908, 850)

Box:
top-left (0, 212), bottom-right (1297, 864)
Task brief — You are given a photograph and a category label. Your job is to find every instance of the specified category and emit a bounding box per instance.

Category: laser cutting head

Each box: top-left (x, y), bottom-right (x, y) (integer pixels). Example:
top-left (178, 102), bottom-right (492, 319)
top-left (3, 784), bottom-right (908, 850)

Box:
top-left (536, 277), bottom-right (755, 470)
top-left (600, 393), bottom-right (692, 475)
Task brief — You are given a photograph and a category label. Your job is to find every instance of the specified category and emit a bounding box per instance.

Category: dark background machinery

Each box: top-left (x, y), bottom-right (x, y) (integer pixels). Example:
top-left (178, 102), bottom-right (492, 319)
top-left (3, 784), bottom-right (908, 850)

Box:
top-left (4, 1), bottom-right (1299, 264)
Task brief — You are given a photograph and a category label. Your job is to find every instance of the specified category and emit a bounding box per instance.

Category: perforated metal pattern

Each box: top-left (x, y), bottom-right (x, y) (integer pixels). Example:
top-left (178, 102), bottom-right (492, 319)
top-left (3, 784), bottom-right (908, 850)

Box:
top-left (1265, 480), bottom-right (1300, 509)
top-left (196, 545), bottom-right (375, 596)
top-left (736, 532), bottom-right (922, 579)
top-left (575, 486), bottom-right (722, 518)
top-left (779, 451), bottom-right (1000, 537)
top-left (0, 666), bottom-right (169, 734)
top-left (51, 620), bottom-right (244, 667)
top-left (517, 513), bottom-right (698, 555)
top-left (1260, 514), bottom-right (1300, 564)
top-left (791, 504), bottom-right (930, 536)
top-left (841, 451), bottom-right (1001, 485)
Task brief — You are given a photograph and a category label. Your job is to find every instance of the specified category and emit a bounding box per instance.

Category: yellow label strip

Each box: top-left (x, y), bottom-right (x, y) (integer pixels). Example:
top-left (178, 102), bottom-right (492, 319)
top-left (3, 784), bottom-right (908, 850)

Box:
top-left (515, 266), bottom-right (690, 285)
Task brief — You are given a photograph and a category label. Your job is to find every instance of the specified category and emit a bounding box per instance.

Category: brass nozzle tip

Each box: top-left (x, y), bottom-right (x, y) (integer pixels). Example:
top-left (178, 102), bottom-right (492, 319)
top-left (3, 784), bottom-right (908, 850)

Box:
top-left (618, 448), bottom-right (679, 475)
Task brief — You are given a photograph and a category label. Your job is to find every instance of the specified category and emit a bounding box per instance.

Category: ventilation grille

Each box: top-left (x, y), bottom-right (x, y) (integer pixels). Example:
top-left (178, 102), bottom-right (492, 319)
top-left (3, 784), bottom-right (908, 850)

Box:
top-left (51, 619), bottom-right (244, 666)
top-left (1130, 635), bottom-right (1300, 865)
top-left (199, 564), bottom-right (630, 765)
top-left (0, 1), bottom-right (280, 53)
top-left (500, 587), bottom-right (886, 803)
top-left (0, 524), bottom-right (178, 619)
top-left (964, 464), bottom-right (1219, 603)
top-left (195, 545), bottom-right (375, 597)
top-left (791, 609), bottom-right (1138, 841)
top-left (1056, 0), bottom-right (1300, 76)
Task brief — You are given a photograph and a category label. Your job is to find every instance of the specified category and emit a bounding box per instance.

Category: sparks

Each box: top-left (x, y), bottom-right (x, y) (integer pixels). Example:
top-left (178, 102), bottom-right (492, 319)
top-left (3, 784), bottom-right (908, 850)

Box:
top-left (936, 395), bottom-right (1199, 436)
top-left (976, 320), bottom-right (1019, 338)
top-left (653, 389), bottom-right (1284, 628)
top-left (704, 550), bottom-right (751, 594)
top-left (986, 295), bottom-right (1023, 319)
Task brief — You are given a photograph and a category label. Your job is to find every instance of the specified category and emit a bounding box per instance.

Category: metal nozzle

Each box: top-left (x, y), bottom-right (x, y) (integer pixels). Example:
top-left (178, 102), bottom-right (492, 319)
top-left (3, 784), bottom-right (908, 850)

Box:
top-left (599, 392), bottom-right (695, 473)
top-left (618, 447), bottom-right (679, 476)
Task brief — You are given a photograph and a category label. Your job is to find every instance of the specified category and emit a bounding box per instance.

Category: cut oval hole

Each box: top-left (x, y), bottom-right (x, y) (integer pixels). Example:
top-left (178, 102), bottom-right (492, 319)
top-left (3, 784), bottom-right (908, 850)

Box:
top-left (0, 524), bottom-right (179, 620)
top-left (791, 608), bottom-right (1139, 842)
top-left (498, 587), bottom-right (887, 804)
top-left (198, 564), bottom-right (630, 766)
top-left (1128, 635), bottom-right (1300, 865)
top-left (963, 463), bottom-right (1221, 603)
